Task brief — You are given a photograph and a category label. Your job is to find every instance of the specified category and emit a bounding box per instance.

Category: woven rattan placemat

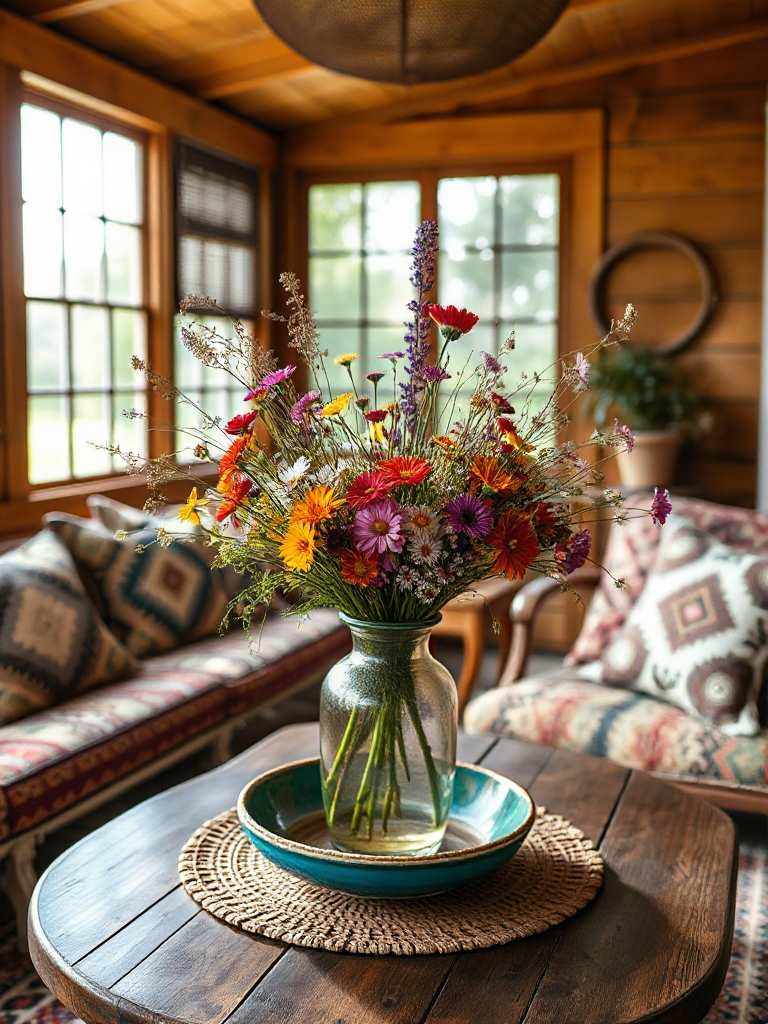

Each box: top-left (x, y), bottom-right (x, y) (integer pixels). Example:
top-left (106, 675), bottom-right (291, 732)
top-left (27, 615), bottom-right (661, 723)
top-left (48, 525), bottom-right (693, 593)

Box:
top-left (178, 808), bottom-right (603, 955)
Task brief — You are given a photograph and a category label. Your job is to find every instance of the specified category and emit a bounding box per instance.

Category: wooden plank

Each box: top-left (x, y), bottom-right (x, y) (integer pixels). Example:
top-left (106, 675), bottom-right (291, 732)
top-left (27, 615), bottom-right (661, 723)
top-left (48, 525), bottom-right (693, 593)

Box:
top-left (34, 724), bottom-right (320, 964)
top-left (604, 245), bottom-right (763, 301)
top-left (226, 946), bottom-right (454, 1024)
top-left (0, 9), bottom-right (277, 166)
top-left (75, 887), bottom-right (200, 988)
top-left (424, 744), bottom-right (628, 1024)
top-left (678, 455), bottom-right (757, 507)
top-left (112, 912), bottom-right (284, 1024)
top-left (693, 401), bottom-right (760, 460)
top-left (35, 0), bottom-right (131, 23)
top-left (522, 771), bottom-right (737, 1024)
top-left (609, 138), bottom-right (765, 196)
top-left (477, 736), bottom-right (555, 791)
top-left (456, 731), bottom-right (499, 765)
top-left (608, 194), bottom-right (765, 246)
top-left (609, 86), bottom-right (767, 144)
top-left (677, 349), bottom-right (761, 401)
top-left (599, 299), bottom-right (763, 351)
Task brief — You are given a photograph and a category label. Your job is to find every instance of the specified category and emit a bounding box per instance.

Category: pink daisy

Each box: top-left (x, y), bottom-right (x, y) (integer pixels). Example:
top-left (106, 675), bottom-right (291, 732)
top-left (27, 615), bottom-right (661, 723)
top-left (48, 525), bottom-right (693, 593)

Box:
top-left (351, 498), bottom-right (406, 555)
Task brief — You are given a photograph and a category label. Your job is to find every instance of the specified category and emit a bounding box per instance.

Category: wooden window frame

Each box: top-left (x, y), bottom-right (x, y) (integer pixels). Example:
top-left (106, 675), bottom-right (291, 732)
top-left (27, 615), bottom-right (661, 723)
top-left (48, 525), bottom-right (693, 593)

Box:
top-left (0, 12), bottom-right (276, 536)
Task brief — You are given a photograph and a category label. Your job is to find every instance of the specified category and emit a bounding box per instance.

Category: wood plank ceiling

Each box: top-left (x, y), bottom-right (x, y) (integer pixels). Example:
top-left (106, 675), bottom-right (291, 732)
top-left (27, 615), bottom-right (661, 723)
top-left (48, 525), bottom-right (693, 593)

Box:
top-left (3, 0), bottom-right (768, 130)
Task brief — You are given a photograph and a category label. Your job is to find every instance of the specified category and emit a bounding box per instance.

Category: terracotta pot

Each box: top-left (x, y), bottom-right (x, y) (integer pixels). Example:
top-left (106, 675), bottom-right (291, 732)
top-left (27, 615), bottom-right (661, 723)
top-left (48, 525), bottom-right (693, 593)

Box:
top-left (615, 428), bottom-right (683, 490)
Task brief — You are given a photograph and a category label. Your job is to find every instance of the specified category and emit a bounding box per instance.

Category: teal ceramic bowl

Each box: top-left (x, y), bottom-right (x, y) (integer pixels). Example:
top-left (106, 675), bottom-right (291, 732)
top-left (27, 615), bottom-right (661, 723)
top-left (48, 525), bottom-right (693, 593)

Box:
top-left (237, 758), bottom-right (535, 898)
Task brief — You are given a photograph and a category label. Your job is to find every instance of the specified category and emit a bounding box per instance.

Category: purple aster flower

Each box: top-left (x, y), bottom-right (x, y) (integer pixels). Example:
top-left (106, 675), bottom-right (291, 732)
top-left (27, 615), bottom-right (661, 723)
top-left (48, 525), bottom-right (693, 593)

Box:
top-left (445, 494), bottom-right (493, 539)
top-left (555, 529), bottom-right (592, 574)
top-left (245, 364), bottom-right (296, 400)
top-left (366, 371), bottom-right (386, 384)
top-left (351, 498), bottom-right (406, 555)
top-left (613, 419), bottom-right (635, 453)
top-left (290, 389), bottom-right (321, 424)
top-left (380, 352), bottom-right (405, 363)
top-left (481, 352), bottom-right (503, 375)
top-left (651, 487), bottom-right (672, 527)
top-left (421, 366), bottom-right (451, 383)
top-left (575, 352), bottom-right (590, 388)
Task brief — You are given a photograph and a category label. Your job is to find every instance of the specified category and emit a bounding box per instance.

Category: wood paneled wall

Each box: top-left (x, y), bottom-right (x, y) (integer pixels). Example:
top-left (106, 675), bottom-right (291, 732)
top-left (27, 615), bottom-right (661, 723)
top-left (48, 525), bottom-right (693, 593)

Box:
top-left (452, 39), bottom-right (767, 509)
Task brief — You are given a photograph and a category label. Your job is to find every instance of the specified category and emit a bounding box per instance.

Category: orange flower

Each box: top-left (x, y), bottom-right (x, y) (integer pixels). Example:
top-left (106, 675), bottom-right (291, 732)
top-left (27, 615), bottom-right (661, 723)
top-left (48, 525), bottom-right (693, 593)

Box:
top-left (290, 485), bottom-right (345, 527)
top-left (496, 417), bottom-right (534, 453)
top-left (341, 548), bottom-right (379, 587)
top-left (216, 476), bottom-right (252, 523)
top-left (379, 456), bottom-right (432, 487)
top-left (280, 522), bottom-right (316, 571)
top-left (469, 456), bottom-right (520, 493)
top-left (218, 435), bottom-right (249, 489)
top-left (431, 435), bottom-right (456, 451)
top-left (488, 513), bottom-right (540, 580)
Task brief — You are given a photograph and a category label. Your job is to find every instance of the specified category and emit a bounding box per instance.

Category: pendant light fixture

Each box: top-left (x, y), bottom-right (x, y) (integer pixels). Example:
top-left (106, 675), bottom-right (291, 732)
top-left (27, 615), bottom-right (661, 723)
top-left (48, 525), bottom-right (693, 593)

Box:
top-left (253, 0), bottom-right (570, 84)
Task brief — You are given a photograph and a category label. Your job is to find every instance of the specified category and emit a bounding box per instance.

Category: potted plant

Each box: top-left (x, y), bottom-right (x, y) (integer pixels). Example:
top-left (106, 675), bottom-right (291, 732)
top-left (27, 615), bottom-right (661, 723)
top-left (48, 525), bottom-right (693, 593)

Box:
top-left (587, 345), bottom-right (703, 489)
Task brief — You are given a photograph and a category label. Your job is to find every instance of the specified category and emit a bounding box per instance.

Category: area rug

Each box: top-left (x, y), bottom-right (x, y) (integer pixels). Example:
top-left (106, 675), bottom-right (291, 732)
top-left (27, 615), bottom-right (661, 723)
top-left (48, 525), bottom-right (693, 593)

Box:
top-left (1, 839), bottom-right (767, 1023)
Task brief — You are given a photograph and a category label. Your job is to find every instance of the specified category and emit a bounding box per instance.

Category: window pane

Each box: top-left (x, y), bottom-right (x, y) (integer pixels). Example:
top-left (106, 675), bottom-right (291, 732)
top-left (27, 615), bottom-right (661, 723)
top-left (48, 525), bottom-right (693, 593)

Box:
top-left (21, 105), bottom-right (61, 208)
top-left (106, 222), bottom-right (142, 305)
top-left (227, 245), bottom-right (255, 314)
top-left (62, 119), bottom-right (102, 217)
top-left (28, 395), bottom-right (70, 483)
top-left (176, 389), bottom-right (204, 457)
top-left (64, 212), bottom-right (104, 301)
top-left (509, 322), bottom-right (558, 380)
top-left (27, 301), bottom-right (68, 390)
top-left (438, 176), bottom-right (496, 250)
top-left (309, 184), bottom-right (362, 252)
top-left (367, 253), bottom-right (413, 321)
top-left (113, 309), bottom-right (147, 387)
top-left (103, 132), bottom-right (142, 224)
top-left (365, 182), bottom-right (419, 252)
top-left (174, 316), bottom-right (205, 390)
top-left (367, 326), bottom-right (406, 362)
top-left (323, 327), bottom-right (363, 396)
top-left (310, 255), bottom-right (362, 320)
top-left (203, 239), bottom-right (227, 305)
top-left (500, 251), bottom-right (558, 321)
top-left (439, 250), bottom-right (495, 319)
top-left (112, 391), bottom-right (146, 469)
top-left (500, 174), bottom-right (559, 246)
top-left (179, 235), bottom-right (204, 299)
top-left (72, 393), bottom-right (112, 477)
top-left (225, 180), bottom-right (254, 234)
top-left (23, 205), bottom-right (63, 298)
top-left (71, 305), bottom-right (109, 389)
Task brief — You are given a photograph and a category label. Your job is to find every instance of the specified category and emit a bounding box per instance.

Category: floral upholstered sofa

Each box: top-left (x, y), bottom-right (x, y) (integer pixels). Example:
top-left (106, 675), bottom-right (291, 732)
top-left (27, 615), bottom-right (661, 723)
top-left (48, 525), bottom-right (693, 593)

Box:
top-left (0, 497), bottom-right (350, 946)
top-left (464, 494), bottom-right (768, 812)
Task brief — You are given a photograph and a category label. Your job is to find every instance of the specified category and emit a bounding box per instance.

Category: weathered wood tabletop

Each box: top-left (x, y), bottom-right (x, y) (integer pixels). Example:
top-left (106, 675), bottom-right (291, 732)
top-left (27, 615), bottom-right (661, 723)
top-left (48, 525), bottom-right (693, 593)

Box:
top-left (29, 723), bottom-right (737, 1024)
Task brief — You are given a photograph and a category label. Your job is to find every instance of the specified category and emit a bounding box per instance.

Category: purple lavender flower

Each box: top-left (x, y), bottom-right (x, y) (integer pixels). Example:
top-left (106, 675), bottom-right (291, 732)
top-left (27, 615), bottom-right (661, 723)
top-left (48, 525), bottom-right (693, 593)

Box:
top-left (445, 494), bottom-right (493, 538)
top-left (400, 221), bottom-right (439, 430)
top-left (651, 487), bottom-right (672, 526)
top-left (351, 498), bottom-right (406, 555)
top-left (290, 389), bottom-right (321, 424)
top-left (614, 419), bottom-right (635, 453)
top-left (555, 529), bottom-right (592, 574)
top-left (421, 366), bottom-right (451, 383)
top-left (575, 352), bottom-right (590, 388)
top-left (481, 352), bottom-right (503, 375)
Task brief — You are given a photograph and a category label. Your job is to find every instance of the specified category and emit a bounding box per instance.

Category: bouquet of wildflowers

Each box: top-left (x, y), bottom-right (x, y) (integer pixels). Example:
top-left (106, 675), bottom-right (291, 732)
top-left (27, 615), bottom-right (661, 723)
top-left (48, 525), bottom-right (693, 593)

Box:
top-left (127, 220), bottom-right (668, 631)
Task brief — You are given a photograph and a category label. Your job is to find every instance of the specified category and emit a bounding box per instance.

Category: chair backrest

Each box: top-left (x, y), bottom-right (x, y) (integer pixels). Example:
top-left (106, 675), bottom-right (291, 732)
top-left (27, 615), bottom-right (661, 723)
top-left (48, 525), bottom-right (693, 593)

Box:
top-left (565, 493), bottom-right (768, 667)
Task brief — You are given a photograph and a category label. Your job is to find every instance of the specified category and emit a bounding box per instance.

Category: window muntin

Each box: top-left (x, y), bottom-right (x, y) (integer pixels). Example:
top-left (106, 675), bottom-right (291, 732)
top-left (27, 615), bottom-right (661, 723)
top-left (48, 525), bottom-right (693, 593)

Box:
top-left (21, 102), bottom-right (147, 485)
top-left (308, 181), bottom-right (421, 395)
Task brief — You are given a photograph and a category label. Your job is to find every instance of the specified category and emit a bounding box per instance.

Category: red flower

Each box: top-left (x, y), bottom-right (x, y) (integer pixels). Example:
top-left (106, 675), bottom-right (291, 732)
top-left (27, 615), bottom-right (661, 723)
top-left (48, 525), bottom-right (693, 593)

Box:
top-left (428, 304), bottom-right (480, 339)
top-left (488, 513), bottom-right (540, 580)
top-left (491, 392), bottom-right (515, 414)
top-left (532, 502), bottom-right (559, 546)
top-left (216, 476), bottom-right (252, 523)
top-left (379, 456), bottom-right (432, 487)
top-left (341, 548), bottom-right (379, 587)
top-left (346, 470), bottom-right (392, 510)
top-left (364, 409), bottom-right (388, 423)
top-left (224, 410), bottom-right (258, 435)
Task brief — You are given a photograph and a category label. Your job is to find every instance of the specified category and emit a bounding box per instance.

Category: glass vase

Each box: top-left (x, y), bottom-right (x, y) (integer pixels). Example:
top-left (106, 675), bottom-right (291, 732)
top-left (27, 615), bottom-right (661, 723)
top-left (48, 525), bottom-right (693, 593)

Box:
top-left (320, 614), bottom-right (457, 857)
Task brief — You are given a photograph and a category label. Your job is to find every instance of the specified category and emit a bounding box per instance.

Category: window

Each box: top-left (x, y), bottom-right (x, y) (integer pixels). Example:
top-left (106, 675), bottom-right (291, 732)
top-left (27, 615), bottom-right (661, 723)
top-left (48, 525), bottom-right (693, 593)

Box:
top-left (306, 172), bottom-right (560, 419)
top-left (174, 142), bottom-right (260, 455)
top-left (308, 181), bottom-right (420, 394)
top-left (20, 101), bottom-right (147, 485)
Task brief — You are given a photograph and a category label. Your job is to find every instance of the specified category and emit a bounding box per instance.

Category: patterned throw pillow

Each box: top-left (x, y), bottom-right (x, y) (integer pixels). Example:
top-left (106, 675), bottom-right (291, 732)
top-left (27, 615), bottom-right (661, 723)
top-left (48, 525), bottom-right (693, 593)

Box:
top-left (44, 513), bottom-right (233, 657)
top-left (594, 516), bottom-right (768, 737)
top-left (0, 531), bottom-right (137, 725)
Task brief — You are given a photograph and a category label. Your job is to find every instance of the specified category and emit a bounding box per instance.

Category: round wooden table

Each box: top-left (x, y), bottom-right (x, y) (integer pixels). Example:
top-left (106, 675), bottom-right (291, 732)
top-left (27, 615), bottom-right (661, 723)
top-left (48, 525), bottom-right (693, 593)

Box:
top-left (29, 723), bottom-right (737, 1024)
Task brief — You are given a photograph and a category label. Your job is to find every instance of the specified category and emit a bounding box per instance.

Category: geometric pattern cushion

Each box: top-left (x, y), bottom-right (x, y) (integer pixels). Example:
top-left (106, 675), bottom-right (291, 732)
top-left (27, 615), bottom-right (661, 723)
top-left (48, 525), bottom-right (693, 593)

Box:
top-left (463, 672), bottom-right (768, 788)
top-left (0, 608), bottom-right (349, 840)
top-left (0, 531), bottom-right (137, 726)
top-left (44, 513), bottom-right (233, 657)
top-left (595, 517), bottom-right (768, 737)
top-left (566, 493), bottom-right (768, 667)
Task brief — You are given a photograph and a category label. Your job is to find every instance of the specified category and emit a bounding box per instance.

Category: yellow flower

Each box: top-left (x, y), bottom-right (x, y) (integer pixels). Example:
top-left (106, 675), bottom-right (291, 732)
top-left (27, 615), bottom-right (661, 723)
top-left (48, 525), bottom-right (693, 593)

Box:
top-left (178, 487), bottom-right (209, 525)
top-left (280, 521), bottom-right (316, 572)
top-left (290, 485), bottom-right (344, 527)
top-left (369, 422), bottom-right (385, 445)
top-left (333, 353), bottom-right (359, 367)
top-left (321, 393), bottom-right (353, 417)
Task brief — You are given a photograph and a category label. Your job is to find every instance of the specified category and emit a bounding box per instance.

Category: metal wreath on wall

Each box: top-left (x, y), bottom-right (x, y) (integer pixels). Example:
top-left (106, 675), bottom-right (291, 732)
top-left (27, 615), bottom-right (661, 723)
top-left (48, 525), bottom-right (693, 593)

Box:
top-left (589, 231), bottom-right (718, 356)
top-left (252, 0), bottom-right (570, 83)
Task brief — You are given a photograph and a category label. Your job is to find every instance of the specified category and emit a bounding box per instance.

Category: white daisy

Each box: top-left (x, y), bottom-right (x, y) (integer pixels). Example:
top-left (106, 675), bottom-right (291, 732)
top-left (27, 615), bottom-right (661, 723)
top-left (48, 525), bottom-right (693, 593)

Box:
top-left (278, 455), bottom-right (310, 490)
top-left (409, 534), bottom-right (442, 566)
top-left (403, 504), bottom-right (442, 540)
top-left (396, 566), bottom-right (416, 592)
